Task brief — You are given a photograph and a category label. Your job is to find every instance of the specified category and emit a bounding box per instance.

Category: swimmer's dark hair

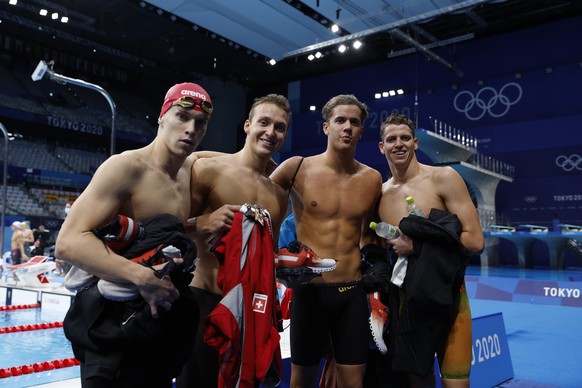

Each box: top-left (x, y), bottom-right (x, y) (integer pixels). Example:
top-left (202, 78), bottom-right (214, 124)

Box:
top-left (321, 94), bottom-right (369, 125)
top-left (379, 114), bottom-right (415, 139)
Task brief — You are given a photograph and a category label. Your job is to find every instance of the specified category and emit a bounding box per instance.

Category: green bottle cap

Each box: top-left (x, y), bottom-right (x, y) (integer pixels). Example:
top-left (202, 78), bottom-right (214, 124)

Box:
top-left (405, 196), bottom-right (415, 204)
top-left (369, 221), bottom-right (378, 230)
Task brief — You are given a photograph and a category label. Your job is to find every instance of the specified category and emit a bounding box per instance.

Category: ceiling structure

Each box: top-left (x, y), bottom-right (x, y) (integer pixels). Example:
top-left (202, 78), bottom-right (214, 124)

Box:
top-left (1, 0), bottom-right (582, 89)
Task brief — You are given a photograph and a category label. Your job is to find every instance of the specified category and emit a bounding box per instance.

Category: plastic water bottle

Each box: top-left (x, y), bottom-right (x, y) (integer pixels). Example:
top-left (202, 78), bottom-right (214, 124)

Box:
top-left (391, 197), bottom-right (426, 288)
top-left (369, 221), bottom-right (400, 240)
top-left (405, 196), bottom-right (426, 217)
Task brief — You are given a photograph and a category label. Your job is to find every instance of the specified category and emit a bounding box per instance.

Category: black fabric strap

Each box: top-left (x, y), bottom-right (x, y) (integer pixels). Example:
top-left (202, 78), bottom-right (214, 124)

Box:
top-left (287, 157), bottom-right (304, 197)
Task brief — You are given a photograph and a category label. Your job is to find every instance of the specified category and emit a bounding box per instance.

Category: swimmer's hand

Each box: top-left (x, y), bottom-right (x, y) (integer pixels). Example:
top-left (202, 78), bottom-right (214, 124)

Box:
top-left (188, 204), bottom-right (240, 235)
top-left (135, 265), bottom-right (180, 319)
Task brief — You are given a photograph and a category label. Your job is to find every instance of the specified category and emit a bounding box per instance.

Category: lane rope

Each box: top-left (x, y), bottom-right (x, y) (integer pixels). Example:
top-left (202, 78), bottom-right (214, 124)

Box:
top-left (0, 303), bottom-right (41, 311)
top-left (0, 321), bottom-right (63, 334)
top-left (0, 304), bottom-right (75, 379)
top-left (0, 357), bottom-right (80, 378)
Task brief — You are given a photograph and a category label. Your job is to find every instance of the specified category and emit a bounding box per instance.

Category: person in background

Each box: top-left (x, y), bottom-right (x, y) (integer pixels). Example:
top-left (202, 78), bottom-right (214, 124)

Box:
top-left (21, 221), bottom-right (35, 257)
top-left (270, 94), bottom-right (382, 388)
top-left (374, 114), bottom-right (484, 388)
top-left (177, 94), bottom-right (292, 388)
top-left (55, 82), bottom-right (214, 388)
top-left (10, 221), bottom-right (29, 265)
top-left (31, 223), bottom-right (51, 256)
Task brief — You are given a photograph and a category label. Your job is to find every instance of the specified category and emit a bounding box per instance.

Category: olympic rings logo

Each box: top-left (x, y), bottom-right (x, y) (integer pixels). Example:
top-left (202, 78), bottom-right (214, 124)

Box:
top-left (454, 83), bottom-right (523, 121)
top-left (555, 154), bottom-right (582, 172)
top-left (45, 220), bottom-right (60, 228)
top-left (524, 196), bottom-right (538, 203)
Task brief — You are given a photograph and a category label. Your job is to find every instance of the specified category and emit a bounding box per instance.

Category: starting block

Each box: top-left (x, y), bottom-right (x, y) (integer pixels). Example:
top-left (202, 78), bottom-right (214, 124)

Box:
top-left (559, 224), bottom-right (582, 232)
top-left (518, 224), bottom-right (548, 233)
top-left (6, 256), bottom-right (56, 288)
top-left (488, 225), bottom-right (516, 233)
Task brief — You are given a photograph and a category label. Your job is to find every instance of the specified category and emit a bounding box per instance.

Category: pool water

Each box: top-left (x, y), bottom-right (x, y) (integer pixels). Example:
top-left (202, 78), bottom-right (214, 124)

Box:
top-left (0, 307), bottom-right (79, 387)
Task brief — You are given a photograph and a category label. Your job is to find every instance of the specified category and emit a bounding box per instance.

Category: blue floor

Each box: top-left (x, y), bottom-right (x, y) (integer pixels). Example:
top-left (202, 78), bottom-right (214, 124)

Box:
top-left (472, 298), bottom-right (582, 388)
top-left (467, 266), bottom-right (582, 388)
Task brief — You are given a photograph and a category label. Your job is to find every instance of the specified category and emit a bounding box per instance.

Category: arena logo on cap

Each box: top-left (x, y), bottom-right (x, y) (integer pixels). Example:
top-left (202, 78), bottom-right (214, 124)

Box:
top-left (181, 90), bottom-right (207, 100)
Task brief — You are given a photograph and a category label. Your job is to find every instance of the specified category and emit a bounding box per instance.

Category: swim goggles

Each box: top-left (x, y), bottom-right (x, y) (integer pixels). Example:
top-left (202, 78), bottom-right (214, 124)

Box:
top-left (173, 96), bottom-right (213, 115)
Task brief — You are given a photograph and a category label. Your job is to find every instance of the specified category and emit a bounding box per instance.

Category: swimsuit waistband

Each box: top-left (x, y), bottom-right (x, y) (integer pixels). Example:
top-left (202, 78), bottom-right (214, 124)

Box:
top-left (304, 278), bottom-right (362, 288)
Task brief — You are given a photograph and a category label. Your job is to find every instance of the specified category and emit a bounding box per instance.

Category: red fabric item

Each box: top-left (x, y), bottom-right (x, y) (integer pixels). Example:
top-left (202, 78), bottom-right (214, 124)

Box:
top-left (204, 210), bottom-right (282, 388)
top-left (280, 287), bottom-right (293, 320)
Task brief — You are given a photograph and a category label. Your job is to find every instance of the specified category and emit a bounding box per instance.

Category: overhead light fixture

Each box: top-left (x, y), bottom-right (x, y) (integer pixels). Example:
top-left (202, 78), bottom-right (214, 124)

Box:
top-left (9, 0), bottom-right (17, 5)
top-left (39, 9), bottom-right (48, 16)
top-left (376, 89), bottom-right (405, 99)
top-left (353, 40), bottom-right (362, 49)
top-left (269, 59), bottom-right (276, 66)
top-left (315, 51), bottom-right (322, 59)
top-left (31, 60), bottom-right (49, 81)
top-left (331, 24), bottom-right (339, 33)
top-left (308, 54), bottom-right (315, 61)
top-left (309, 106), bottom-right (316, 111)
top-left (51, 12), bottom-right (59, 20)
top-left (338, 44), bottom-right (346, 53)
top-left (61, 16), bottom-right (68, 23)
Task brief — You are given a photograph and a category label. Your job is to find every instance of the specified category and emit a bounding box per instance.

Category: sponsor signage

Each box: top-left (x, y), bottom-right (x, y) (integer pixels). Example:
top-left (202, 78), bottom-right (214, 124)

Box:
top-left (469, 313), bottom-right (514, 387)
top-left (41, 291), bottom-right (73, 313)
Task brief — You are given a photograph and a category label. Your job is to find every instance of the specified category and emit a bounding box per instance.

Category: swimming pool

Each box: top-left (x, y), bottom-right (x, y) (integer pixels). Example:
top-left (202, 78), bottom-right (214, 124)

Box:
top-left (0, 305), bottom-right (79, 388)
